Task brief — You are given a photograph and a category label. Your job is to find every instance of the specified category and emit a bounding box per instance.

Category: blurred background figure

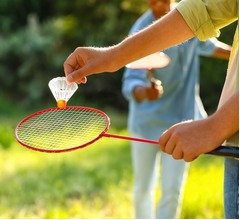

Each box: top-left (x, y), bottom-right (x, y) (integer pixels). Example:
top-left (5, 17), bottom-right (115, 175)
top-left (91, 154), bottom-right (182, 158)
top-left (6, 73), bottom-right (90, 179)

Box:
top-left (122, 0), bottom-right (231, 218)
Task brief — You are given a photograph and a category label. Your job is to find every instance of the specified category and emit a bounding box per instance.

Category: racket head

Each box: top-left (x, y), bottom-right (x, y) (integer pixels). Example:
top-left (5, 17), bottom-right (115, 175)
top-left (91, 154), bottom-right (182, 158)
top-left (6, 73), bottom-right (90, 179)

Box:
top-left (15, 106), bottom-right (110, 153)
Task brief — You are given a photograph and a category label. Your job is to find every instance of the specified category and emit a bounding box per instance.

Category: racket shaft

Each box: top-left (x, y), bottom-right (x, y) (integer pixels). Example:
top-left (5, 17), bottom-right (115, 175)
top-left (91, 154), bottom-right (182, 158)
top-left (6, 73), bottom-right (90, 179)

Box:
top-left (103, 133), bottom-right (239, 158)
top-left (103, 133), bottom-right (159, 144)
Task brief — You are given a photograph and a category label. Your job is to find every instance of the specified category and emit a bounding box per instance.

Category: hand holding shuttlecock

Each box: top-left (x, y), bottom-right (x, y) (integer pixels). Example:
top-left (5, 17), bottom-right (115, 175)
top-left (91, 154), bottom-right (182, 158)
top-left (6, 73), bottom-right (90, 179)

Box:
top-left (48, 77), bottom-right (78, 109)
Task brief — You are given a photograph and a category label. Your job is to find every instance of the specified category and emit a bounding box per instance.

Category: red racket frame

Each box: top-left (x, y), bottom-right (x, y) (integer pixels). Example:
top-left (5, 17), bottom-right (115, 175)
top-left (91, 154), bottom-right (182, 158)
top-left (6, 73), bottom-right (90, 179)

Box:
top-left (15, 106), bottom-right (158, 153)
top-left (15, 106), bottom-right (107, 153)
top-left (15, 106), bottom-right (239, 157)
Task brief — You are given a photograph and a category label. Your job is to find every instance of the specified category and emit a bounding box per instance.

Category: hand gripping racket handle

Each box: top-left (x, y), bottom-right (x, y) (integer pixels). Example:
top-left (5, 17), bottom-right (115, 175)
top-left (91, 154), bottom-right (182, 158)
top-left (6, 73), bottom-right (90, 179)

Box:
top-left (103, 133), bottom-right (239, 158)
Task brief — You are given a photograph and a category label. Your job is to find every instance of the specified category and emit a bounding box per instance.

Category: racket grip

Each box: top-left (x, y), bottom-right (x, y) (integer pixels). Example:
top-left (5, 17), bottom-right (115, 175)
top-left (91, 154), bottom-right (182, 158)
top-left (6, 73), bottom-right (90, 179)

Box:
top-left (206, 146), bottom-right (239, 158)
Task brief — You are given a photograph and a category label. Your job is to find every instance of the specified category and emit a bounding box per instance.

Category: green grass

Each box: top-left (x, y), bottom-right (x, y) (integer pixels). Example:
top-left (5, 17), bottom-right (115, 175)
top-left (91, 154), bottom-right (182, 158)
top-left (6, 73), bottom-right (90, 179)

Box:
top-left (0, 97), bottom-right (225, 218)
top-left (0, 138), bottom-right (134, 218)
top-left (182, 156), bottom-right (224, 218)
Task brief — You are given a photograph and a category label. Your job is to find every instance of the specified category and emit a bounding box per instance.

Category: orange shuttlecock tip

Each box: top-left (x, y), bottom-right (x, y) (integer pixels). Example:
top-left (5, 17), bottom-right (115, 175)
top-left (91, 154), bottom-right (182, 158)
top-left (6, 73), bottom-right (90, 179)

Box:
top-left (57, 100), bottom-right (67, 109)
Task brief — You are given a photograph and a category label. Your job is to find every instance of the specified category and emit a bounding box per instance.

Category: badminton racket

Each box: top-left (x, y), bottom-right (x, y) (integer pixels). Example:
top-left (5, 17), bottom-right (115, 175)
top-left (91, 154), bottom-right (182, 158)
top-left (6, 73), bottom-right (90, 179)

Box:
top-left (15, 106), bottom-right (239, 157)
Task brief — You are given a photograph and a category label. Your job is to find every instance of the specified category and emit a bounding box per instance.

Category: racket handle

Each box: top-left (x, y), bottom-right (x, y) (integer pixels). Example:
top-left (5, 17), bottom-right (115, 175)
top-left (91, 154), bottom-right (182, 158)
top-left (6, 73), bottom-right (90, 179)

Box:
top-left (103, 133), bottom-right (239, 158)
top-left (206, 146), bottom-right (239, 158)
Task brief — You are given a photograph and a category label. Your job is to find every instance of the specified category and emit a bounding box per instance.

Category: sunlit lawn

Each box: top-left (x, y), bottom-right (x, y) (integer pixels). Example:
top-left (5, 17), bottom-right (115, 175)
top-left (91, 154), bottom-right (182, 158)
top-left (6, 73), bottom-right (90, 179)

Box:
top-left (0, 102), bottom-right (224, 218)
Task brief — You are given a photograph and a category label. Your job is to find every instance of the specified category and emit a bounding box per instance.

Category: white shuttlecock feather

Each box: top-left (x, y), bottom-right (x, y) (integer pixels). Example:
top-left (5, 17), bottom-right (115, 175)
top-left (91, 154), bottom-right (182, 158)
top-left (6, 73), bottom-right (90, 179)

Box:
top-left (48, 77), bottom-right (78, 107)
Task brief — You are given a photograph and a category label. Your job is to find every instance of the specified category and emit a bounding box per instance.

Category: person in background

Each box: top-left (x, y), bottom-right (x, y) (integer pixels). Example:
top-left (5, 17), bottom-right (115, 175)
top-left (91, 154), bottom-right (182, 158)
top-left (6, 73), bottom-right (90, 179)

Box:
top-left (121, 0), bottom-right (231, 218)
top-left (63, 0), bottom-right (238, 218)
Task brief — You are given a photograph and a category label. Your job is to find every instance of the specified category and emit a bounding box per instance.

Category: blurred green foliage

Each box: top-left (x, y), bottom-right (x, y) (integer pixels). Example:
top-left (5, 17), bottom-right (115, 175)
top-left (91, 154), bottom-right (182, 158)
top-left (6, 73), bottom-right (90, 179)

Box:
top-left (0, 0), bottom-right (237, 112)
top-left (0, 0), bottom-right (147, 108)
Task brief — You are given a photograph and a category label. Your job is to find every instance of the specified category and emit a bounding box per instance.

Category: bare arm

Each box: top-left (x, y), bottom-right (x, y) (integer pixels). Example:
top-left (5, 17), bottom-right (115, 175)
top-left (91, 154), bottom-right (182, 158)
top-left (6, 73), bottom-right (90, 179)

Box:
top-left (159, 92), bottom-right (239, 162)
top-left (211, 41), bottom-right (232, 60)
top-left (114, 10), bottom-right (194, 69)
top-left (64, 9), bottom-right (194, 84)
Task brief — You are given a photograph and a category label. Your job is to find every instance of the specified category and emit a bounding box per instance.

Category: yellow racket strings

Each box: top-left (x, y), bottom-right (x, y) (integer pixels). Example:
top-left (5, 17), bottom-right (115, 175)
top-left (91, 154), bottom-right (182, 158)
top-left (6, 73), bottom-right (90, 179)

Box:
top-left (16, 107), bottom-right (108, 151)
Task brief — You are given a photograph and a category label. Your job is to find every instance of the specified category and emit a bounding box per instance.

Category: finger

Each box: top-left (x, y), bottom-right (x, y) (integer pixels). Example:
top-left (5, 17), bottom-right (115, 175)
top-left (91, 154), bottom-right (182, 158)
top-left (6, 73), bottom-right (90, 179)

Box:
top-left (66, 68), bottom-right (89, 84)
top-left (64, 63), bottom-right (76, 77)
top-left (64, 50), bottom-right (85, 76)
top-left (172, 146), bottom-right (184, 160)
top-left (182, 147), bottom-right (199, 162)
top-left (159, 127), bottom-right (178, 155)
top-left (159, 129), bottom-right (171, 152)
top-left (65, 67), bottom-right (87, 85)
top-left (183, 154), bottom-right (198, 162)
top-left (76, 77), bottom-right (87, 84)
top-left (164, 135), bottom-right (176, 155)
top-left (64, 53), bottom-right (78, 75)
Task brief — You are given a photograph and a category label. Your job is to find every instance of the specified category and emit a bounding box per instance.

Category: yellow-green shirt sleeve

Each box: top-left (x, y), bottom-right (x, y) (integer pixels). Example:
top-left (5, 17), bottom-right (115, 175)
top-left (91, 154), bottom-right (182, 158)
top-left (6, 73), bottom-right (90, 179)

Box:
top-left (176, 0), bottom-right (238, 41)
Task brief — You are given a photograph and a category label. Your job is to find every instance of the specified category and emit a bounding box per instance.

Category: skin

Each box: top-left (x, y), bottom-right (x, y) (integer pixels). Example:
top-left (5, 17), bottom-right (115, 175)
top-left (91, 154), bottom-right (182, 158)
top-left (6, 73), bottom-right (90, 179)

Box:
top-left (147, 0), bottom-right (172, 19)
top-left (64, 9), bottom-right (193, 83)
top-left (159, 92), bottom-right (239, 162)
top-left (133, 0), bottom-right (171, 102)
top-left (133, 0), bottom-right (231, 102)
top-left (63, 7), bottom-right (238, 162)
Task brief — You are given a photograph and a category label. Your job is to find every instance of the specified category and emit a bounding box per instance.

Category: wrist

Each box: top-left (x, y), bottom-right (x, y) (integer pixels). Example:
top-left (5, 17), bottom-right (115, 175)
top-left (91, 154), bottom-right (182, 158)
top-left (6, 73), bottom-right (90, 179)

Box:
top-left (211, 92), bottom-right (239, 142)
top-left (206, 112), bottom-right (236, 146)
top-left (109, 45), bottom-right (128, 72)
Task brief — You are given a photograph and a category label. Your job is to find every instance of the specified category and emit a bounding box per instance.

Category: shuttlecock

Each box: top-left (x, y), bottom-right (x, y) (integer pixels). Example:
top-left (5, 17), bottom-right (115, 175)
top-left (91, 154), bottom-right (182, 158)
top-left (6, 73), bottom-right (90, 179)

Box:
top-left (48, 77), bottom-right (78, 108)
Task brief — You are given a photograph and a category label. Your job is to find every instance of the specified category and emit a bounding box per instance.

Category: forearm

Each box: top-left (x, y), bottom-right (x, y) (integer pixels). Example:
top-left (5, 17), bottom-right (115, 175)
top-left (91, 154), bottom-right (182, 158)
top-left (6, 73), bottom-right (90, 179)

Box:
top-left (209, 92), bottom-right (239, 143)
top-left (64, 8), bottom-right (195, 83)
top-left (211, 41), bottom-right (232, 60)
top-left (111, 9), bottom-right (194, 70)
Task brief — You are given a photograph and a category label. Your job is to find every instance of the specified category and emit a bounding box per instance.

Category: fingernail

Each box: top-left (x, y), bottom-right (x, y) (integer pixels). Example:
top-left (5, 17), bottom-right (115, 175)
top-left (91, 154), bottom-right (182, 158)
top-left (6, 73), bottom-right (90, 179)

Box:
top-left (66, 74), bottom-right (73, 83)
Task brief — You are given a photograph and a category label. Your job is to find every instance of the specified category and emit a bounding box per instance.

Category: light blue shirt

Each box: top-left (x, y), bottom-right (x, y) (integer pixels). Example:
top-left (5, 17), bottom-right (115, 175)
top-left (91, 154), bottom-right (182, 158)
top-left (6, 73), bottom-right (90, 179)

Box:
top-left (122, 10), bottom-right (217, 140)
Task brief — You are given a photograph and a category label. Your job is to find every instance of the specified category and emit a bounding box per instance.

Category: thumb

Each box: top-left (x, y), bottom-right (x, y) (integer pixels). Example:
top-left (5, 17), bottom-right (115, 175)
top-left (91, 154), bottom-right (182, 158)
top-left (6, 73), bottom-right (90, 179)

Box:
top-left (66, 68), bottom-right (89, 84)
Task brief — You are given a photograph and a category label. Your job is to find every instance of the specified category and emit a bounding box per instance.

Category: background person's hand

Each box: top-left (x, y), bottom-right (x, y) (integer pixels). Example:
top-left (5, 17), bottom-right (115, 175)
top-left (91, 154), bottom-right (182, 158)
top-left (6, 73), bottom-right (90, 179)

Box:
top-left (134, 83), bottom-right (163, 102)
top-left (146, 82), bottom-right (164, 101)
